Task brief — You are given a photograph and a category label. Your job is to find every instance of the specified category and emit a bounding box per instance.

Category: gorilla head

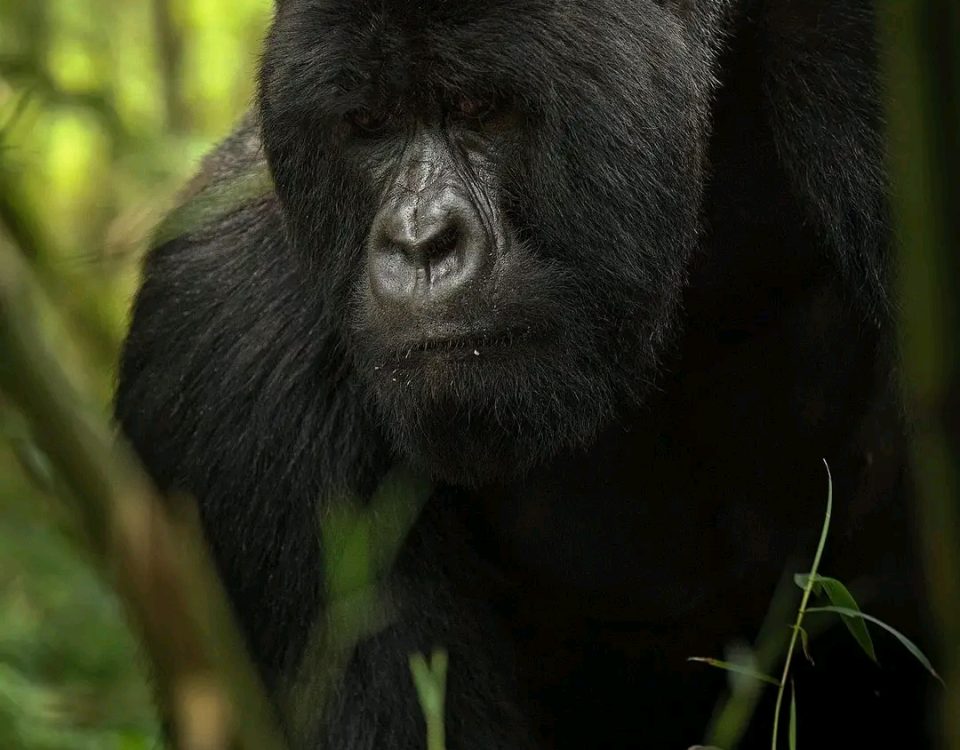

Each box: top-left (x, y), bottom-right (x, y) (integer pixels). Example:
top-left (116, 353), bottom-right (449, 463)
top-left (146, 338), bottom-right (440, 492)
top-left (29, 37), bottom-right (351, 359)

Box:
top-left (258, 0), bottom-right (714, 482)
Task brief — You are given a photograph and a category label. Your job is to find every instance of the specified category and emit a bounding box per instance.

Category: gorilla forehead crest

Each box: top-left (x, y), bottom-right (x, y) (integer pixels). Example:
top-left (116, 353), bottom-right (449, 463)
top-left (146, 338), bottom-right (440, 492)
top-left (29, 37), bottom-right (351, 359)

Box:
top-left (264, 0), bottom-right (713, 114)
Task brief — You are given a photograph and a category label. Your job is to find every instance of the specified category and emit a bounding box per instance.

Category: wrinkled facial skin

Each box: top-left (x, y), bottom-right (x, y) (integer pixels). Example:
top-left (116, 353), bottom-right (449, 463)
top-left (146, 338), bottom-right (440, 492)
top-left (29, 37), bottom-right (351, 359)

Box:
top-left (259, 0), bottom-right (712, 483)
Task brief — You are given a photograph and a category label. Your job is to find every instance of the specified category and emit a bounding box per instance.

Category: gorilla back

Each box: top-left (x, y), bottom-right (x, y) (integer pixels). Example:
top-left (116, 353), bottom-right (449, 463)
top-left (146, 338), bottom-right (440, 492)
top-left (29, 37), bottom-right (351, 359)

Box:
top-left (116, 0), bottom-right (932, 747)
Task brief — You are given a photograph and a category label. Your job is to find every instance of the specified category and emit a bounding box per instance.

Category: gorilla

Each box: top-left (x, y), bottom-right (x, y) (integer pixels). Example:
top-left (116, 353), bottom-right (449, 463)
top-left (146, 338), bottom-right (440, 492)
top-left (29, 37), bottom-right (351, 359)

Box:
top-left (116, 0), bottom-right (933, 747)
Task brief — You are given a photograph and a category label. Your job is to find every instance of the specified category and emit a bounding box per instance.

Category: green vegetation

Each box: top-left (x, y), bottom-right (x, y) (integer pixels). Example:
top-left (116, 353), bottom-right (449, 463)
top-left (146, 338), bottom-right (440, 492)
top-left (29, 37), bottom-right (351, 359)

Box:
top-left (695, 464), bottom-right (941, 750)
top-left (410, 649), bottom-right (449, 750)
top-left (1, 1), bottom-right (271, 746)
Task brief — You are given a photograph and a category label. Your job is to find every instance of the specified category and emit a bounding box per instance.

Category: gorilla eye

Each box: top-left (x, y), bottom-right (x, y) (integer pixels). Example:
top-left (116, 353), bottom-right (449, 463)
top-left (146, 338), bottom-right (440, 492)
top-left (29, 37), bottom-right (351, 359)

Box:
top-left (455, 96), bottom-right (497, 123)
top-left (346, 109), bottom-right (390, 135)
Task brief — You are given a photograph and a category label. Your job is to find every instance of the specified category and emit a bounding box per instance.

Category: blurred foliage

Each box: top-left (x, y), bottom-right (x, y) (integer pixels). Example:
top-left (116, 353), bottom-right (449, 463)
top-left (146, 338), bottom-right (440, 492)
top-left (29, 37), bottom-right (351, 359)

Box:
top-left (0, 1), bottom-right (271, 747)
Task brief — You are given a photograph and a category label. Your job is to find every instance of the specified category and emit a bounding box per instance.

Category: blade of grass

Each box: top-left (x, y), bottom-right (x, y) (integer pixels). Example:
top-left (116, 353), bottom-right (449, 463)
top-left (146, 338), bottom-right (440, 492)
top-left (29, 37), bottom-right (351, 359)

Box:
top-left (794, 574), bottom-right (877, 662)
top-left (705, 567), bottom-right (802, 749)
top-left (788, 683), bottom-right (797, 750)
top-left (410, 649), bottom-right (448, 750)
top-left (790, 625), bottom-right (814, 665)
top-left (688, 657), bottom-right (780, 687)
top-left (806, 607), bottom-right (943, 683)
top-left (771, 459), bottom-right (833, 750)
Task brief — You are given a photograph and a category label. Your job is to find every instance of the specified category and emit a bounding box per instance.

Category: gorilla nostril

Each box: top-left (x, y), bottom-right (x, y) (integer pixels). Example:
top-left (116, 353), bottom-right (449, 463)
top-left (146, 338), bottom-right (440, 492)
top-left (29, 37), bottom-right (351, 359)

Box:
top-left (419, 225), bottom-right (462, 263)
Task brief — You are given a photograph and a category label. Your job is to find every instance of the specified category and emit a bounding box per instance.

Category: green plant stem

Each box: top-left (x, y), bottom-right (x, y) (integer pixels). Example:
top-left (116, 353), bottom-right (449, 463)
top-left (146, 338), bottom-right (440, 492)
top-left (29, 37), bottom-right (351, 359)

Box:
top-left (410, 650), bottom-right (448, 750)
top-left (878, 2), bottom-right (960, 746)
top-left (427, 711), bottom-right (446, 750)
top-left (770, 462), bottom-right (833, 750)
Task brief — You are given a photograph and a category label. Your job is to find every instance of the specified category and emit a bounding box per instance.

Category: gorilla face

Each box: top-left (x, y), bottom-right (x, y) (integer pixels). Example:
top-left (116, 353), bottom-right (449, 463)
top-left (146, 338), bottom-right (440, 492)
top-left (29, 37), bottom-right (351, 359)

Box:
top-left (259, 0), bottom-right (712, 482)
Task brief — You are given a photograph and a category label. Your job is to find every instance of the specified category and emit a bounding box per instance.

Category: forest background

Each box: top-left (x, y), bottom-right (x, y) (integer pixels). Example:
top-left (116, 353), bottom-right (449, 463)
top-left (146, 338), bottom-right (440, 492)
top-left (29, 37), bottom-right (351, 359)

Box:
top-left (0, 2), bottom-right (270, 746)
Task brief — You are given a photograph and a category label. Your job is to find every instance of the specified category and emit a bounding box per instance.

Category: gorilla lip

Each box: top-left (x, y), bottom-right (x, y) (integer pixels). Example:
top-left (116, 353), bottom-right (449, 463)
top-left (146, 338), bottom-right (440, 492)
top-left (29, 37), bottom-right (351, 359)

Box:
top-left (395, 325), bottom-right (534, 358)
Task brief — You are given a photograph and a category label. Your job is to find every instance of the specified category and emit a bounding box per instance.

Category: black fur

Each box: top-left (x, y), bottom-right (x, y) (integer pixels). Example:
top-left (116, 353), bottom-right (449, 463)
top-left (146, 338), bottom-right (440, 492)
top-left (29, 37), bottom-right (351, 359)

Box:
top-left (116, 1), bottom-right (932, 747)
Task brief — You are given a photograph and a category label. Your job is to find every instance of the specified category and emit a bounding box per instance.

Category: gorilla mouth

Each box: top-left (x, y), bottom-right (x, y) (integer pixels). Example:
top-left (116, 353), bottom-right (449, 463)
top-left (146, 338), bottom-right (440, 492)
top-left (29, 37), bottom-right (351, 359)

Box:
top-left (361, 324), bottom-right (541, 372)
top-left (416, 325), bottom-right (534, 355)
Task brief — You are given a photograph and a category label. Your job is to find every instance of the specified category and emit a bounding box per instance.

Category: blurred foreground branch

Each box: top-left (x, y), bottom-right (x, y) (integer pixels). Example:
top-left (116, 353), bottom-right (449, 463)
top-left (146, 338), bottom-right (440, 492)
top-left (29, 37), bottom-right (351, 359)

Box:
top-left (880, 2), bottom-right (960, 748)
top-left (152, 0), bottom-right (190, 132)
top-left (0, 234), bottom-right (286, 750)
top-left (0, 56), bottom-right (130, 143)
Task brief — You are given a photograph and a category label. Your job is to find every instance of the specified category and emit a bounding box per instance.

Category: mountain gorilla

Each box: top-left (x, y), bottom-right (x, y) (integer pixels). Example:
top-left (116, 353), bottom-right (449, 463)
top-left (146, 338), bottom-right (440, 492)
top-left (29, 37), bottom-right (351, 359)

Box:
top-left (116, 0), bottom-right (932, 747)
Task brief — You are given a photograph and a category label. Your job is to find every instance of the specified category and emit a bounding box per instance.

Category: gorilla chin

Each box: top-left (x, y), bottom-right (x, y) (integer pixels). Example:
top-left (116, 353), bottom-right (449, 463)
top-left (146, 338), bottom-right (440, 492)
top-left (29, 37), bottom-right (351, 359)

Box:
top-left (351, 228), bottom-right (672, 484)
top-left (356, 317), bottom-right (623, 485)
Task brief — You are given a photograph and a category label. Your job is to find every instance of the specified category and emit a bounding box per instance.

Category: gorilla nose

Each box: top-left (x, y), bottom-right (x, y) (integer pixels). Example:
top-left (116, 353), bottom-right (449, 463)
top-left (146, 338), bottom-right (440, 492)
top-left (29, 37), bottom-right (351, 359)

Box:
top-left (368, 192), bottom-right (489, 307)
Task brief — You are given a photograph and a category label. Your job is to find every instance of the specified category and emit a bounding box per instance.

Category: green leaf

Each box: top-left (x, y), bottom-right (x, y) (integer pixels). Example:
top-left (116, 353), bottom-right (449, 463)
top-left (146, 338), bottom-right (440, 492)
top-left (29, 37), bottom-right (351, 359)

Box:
top-left (806, 606), bottom-right (943, 683)
top-left (789, 683), bottom-right (797, 750)
top-left (794, 574), bottom-right (877, 662)
top-left (688, 657), bottom-right (780, 686)
top-left (410, 649), bottom-right (449, 750)
top-left (790, 624), bottom-right (815, 665)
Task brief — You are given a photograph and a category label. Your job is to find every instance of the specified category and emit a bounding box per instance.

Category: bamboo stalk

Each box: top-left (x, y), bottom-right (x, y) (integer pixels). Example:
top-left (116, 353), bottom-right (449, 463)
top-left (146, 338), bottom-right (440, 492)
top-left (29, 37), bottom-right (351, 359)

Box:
top-left (879, 3), bottom-right (960, 747)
